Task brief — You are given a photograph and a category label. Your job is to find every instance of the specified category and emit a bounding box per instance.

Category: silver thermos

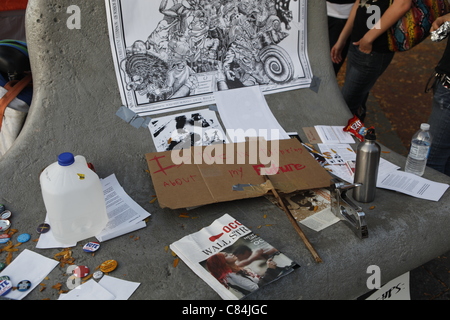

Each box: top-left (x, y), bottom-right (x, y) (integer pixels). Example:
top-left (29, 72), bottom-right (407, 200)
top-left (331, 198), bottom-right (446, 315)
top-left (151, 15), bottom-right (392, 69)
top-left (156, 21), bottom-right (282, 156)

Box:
top-left (352, 128), bottom-right (381, 203)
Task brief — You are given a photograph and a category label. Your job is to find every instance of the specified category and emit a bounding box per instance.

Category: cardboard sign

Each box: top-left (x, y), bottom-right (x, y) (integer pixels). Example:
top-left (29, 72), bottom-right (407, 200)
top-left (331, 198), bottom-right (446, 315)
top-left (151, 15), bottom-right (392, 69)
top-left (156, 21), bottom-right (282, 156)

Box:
top-left (145, 138), bottom-right (331, 209)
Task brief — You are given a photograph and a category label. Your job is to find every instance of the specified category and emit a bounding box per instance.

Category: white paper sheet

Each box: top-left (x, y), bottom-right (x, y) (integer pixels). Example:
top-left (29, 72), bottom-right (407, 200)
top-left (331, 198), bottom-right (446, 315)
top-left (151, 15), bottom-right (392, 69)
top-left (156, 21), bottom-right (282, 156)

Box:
top-left (300, 209), bottom-right (340, 232)
top-left (214, 86), bottom-right (290, 143)
top-left (98, 276), bottom-right (141, 300)
top-left (0, 249), bottom-right (59, 300)
top-left (96, 174), bottom-right (151, 242)
top-left (377, 170), bottom-right (449, 201)
top-left (58, 279), bottom-right (116, 300)
top-left (315, 126), bottom-right (355, 144)
top-left (35, 215), bottom-right (77, 249)
top-left (366, 272), bottom-right (411, 300)
top-left (58, 276), bottom-right (140, 300)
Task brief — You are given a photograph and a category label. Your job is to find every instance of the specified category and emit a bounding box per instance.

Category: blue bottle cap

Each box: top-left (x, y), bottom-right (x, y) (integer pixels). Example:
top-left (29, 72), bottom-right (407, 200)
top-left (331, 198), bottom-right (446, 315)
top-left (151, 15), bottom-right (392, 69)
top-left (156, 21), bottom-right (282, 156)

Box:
top-left (58, 152), bottom-right (75, 166)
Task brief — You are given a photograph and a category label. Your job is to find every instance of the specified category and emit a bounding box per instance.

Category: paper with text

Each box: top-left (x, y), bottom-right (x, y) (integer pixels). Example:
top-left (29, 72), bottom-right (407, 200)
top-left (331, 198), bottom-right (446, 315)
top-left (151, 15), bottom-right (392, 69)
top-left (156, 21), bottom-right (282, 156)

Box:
top-left (96, 174), bottom-right (151, 241)
top-left (315, 126), bottom-right (355, 144)
top-left (377, 171), bottom-right (449, 201)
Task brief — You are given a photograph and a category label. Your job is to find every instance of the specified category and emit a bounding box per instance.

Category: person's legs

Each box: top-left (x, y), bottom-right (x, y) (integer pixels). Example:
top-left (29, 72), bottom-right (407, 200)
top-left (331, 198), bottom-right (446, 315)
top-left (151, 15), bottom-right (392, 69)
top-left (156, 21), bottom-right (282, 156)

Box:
top-left (341, 44), bottom-right (394, 121)
top-left (427, 80), bottom-right (450, 176)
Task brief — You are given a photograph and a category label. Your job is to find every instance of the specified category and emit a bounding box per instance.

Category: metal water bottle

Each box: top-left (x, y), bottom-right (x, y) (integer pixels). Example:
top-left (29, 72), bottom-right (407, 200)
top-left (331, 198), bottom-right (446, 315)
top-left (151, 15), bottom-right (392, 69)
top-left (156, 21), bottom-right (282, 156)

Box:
top-left (352, 129), bottom-right (381, 203)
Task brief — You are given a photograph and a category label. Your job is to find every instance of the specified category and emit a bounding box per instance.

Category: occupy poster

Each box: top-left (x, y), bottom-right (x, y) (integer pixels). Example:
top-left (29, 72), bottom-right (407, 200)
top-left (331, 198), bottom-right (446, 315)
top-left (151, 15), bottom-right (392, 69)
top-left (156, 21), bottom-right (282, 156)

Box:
top-left (105, 0), bottom-right (312, 115)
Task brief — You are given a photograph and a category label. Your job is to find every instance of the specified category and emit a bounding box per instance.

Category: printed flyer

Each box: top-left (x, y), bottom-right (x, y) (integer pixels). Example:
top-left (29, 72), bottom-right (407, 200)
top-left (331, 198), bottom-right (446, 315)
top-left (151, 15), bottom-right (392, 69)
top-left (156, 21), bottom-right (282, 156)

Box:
top-left (170, 214), bottom-right (299, 299)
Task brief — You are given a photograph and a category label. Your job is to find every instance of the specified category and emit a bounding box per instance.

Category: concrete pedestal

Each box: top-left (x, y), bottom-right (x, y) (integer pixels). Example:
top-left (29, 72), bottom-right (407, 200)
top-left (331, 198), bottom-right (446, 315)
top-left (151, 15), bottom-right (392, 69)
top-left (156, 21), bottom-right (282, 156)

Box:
top-left (0, 0), bottom-right (448, 300)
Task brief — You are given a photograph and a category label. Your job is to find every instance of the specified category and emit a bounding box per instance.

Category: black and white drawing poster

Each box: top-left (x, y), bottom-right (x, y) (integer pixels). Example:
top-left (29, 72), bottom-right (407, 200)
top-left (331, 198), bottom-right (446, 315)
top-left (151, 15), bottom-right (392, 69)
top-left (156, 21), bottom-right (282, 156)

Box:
top-left (105, 0), bottom-right (312, 115)
top-left (148, 108), bottom-right (226, 152)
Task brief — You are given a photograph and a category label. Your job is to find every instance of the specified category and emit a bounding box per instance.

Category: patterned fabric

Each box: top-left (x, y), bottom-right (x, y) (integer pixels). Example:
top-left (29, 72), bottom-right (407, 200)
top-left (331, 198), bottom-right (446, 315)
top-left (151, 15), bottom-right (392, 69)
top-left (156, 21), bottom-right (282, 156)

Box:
top-left (388, 0), bottom-right (450, 52)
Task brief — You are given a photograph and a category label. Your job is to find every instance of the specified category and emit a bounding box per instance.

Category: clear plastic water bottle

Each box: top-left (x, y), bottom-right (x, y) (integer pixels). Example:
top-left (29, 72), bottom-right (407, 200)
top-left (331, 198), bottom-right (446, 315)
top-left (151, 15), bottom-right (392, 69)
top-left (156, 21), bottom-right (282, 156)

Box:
top-left (405, 123), bottom-right (432, 177)
top-left (39, 153), bottom-right (108, 244)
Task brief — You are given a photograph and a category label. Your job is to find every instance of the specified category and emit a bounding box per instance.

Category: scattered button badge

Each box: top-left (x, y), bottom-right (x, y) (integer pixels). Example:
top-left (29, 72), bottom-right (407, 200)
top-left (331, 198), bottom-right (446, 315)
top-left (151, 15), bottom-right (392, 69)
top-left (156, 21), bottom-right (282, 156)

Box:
top-left (100, 260), bottom-right (118, 273)
top-left (17, 233), bottom-right (31, 243)
top-left (0, 210), bottom-right (11, 220)
top-left (83, 241), bottom-right (100, 253)
top-left (0, 279), bottom-right (12, 296)
top-left (36, 223), bottom-right (51, 234)
top-left (0, 263), bottom-right (6, 272)
top-left (93, 270), bottom-right (104, 280)
top-left (73, 266), bottom-right (90, 278)
top-left (0, 234), bottom-right (10, 244)
top-left (17, 280), bottom-right (32, 292)
top-left (0, 220), bottom-right (10, 232)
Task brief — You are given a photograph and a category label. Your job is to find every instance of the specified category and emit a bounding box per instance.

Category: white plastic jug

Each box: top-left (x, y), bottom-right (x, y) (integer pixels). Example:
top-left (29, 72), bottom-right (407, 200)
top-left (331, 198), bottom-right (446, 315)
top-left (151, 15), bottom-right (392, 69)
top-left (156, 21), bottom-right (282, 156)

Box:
top-left (39, 152), bottom-right (108, 243)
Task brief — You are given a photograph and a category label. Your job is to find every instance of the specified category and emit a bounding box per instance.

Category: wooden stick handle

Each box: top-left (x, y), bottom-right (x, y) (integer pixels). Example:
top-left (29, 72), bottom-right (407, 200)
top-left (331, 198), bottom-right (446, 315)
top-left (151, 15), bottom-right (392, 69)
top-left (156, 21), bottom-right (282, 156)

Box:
top-left (265, 178), bottom-right (323, 263)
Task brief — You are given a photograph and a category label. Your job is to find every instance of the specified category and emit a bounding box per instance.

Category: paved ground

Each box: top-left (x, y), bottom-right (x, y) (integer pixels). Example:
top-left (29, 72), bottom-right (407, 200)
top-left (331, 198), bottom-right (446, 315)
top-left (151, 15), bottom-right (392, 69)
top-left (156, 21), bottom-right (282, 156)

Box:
top-left (338, 37), bottom-right (450, 300)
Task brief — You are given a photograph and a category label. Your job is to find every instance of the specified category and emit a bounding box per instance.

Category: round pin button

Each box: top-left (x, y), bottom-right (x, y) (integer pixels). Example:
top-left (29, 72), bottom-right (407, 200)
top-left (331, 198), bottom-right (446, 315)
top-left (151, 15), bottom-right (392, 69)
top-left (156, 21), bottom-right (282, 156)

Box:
top-left (0, 210), bottom-right (11, 220)
top-left (93, 270), bottom-right (104, 280)
top-left (73, 266), bottom-right (90, 278)
top-left (0, 234), bottom-right (10, 244)
top-left (36, 223), bottom-right (51, 234)
top-left (0, 279), bottom-right (12, 296)
top-left (0, 220), bottom-right (10, 232)
top-left (0, 263), bottom-right (6, 272)
top-left (83, 241), bottom-right (100, 253)
top-left (17, 280), bottom-right (32, 292)
top-left (17, 233), bottom-right (31, 243)
top-left (100, 260), bottom-right (118, 273)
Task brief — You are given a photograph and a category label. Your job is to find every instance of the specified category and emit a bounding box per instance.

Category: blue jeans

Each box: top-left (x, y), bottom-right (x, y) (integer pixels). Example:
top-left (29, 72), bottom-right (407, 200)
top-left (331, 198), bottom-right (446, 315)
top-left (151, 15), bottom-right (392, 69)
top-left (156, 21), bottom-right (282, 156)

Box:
top-left (342, 44), bottom-right (395, 121)
top-left (427, 80), bottom-right (450, 176)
